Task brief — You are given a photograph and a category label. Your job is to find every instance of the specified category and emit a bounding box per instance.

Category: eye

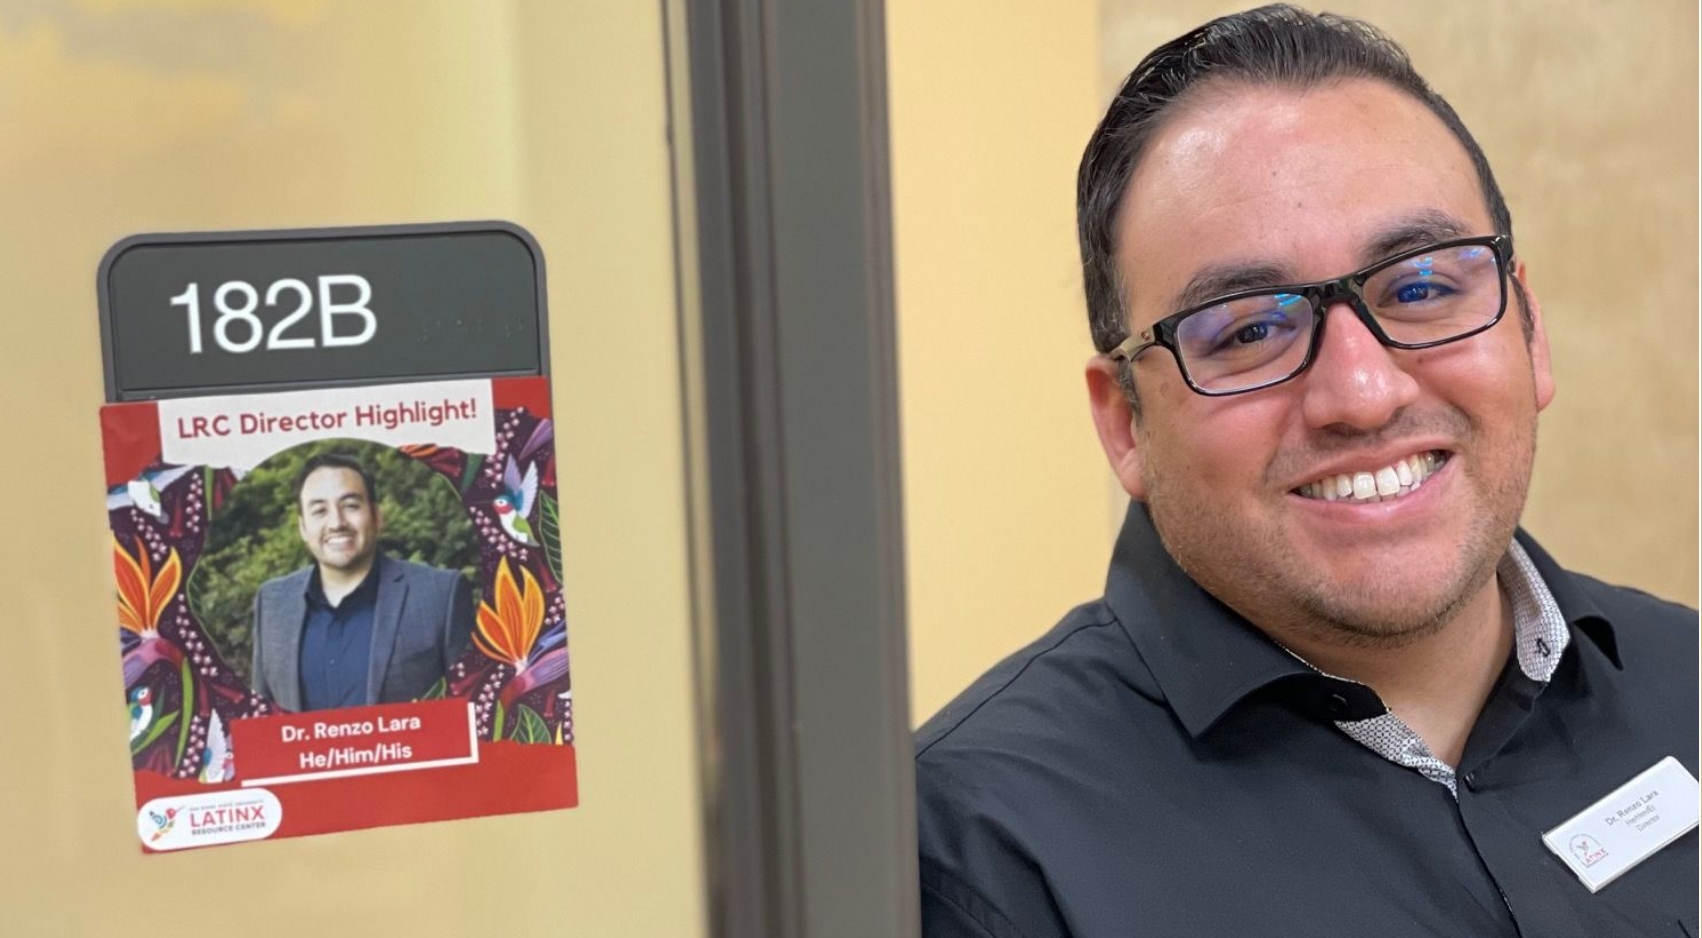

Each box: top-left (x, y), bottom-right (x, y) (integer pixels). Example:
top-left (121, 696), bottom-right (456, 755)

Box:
top-left (1394, 281), bottom-right (1454, 303)
top-left (1203, 310), bottom-right (1296, 356)
top-left (1232, 322), bottom-right (1271, 345)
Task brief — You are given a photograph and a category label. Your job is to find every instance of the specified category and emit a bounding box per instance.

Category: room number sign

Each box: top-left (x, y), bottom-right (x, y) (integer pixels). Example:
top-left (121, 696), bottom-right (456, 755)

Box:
top-left (99, 222), bottom-right (548, 400)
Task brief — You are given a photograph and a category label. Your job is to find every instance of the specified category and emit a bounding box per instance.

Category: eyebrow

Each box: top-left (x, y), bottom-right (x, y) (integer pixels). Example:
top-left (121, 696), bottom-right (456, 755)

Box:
top-left (1361, 210), bottom-right (1473, 262)
top-left (1171, 262), bottom-right (1292, 313)
top-left (303, 493), bottom-right (363, 508)
top-left (1163, 210), bottom-right (1479, 314)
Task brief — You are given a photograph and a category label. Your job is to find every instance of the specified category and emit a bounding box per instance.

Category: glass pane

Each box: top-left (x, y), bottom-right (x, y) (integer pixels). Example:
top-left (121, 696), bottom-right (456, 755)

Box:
top-left (2, 3), bottom-right (706, 935)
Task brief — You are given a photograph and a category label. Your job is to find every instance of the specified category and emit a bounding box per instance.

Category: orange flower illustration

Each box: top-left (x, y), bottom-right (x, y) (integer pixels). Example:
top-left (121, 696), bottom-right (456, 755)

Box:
top-left (473, 560), bottom-right (569, 723)
top-left (473, 559), bottom-right (545, 667)
top-left (115, 535), bottom-right (188, 689)
top-left (115, 535), bottom-right (181, 638)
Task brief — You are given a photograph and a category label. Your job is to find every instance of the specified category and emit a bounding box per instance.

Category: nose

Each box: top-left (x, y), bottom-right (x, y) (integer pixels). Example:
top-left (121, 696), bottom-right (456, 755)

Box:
top-left (1298, 300), bottom-right (1421, 432)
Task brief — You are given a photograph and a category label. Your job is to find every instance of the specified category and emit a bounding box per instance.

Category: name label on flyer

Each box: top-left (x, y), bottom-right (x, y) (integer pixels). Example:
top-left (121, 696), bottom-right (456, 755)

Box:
top-left (157, 379), bottom-right (494, 469)
top-left (1542, 756), bottom-right (1700, 892)
top-left (232, 699), bottom-right (479, 786)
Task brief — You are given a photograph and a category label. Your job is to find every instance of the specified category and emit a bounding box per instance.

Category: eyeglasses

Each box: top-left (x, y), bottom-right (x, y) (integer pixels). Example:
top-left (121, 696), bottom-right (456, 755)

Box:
top-left (1109, 235), bottom-right (1513, 396)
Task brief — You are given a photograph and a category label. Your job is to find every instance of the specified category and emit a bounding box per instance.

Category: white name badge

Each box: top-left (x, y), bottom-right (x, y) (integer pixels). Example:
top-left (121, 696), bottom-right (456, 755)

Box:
top-left (1542, 756), bottom-right (1700, 893)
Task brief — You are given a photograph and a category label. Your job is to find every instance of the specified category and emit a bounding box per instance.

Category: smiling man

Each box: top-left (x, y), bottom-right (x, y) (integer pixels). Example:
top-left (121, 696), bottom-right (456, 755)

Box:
top-left (914, 7), bottom-right (1697, 937)
top-left (252, 452), bottom-right (473, 712)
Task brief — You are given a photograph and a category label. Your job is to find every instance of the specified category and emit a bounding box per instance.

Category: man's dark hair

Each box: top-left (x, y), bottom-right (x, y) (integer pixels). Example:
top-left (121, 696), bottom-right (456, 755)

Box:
top-left (1078, 4), bottom-right (1524, 413)
top-left (295, 452), bottom-right (378, 508)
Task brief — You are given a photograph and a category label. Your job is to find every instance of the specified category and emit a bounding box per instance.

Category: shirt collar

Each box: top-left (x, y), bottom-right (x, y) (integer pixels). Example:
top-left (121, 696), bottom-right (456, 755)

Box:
top-left (1104, 503), bottom-right (1624, 739)
top-left (1104, 503), bottom-right (1349, 738)
top-left (305, 555), bottom-right (384, 610)
top-left (1510, 529), bottom-right (1621, 668)
top-left (1500, 538), bottom-right (1571, 680)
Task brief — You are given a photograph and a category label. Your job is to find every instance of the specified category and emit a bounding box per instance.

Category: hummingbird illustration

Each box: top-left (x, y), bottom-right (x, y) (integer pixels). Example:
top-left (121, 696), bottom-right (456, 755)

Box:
top-left (147, 807), bottom-right (179, 842)
top-left (198, 709), bottom-right (235, 783)
top-left (493, 457), bottom-right (540, 547)
top-left (106, 465), bottom-right (195, 521)
top-left (128, 686), bottom-right (154, 743)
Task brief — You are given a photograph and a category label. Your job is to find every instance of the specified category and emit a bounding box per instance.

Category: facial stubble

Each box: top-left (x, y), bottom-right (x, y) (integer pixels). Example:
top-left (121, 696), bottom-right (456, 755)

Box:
top-left (1138, 407), bottom-right (1539, 651)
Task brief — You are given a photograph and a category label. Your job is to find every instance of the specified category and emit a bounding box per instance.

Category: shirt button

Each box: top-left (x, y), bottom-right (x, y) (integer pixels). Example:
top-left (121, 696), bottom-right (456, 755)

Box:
top-left (1536, 638), bottom-right (1552, 657)
top-left (1326, 693), bottom-right (1349, 717)
top-left (1463, 772), bottom-right (1478, 790)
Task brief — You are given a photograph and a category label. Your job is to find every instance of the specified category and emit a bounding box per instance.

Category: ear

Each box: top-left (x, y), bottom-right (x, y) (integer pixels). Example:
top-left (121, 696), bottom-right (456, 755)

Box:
top-left (1086, 355), bottom-right (1148, 501)
top-left (1512, 260), bottom-right (1556, 412)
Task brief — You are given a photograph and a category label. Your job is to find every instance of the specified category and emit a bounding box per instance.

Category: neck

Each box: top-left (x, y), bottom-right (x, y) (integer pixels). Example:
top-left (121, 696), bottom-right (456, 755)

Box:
top-left (1269, 573), bottom-right (1512, 768)
top-left (319, 558), bottom-right (375, 606)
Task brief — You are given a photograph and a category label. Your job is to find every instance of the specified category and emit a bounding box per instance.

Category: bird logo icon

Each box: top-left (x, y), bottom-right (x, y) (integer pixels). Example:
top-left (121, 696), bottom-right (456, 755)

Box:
top-left (492, 457), bottom-right (540, 547)
top-left (106, 465), bottom-right (195, 522)
top-left (147, 807), bottom-right (178, 842)
top-left (128, 686), bottom-right (155, 743)
top-left (198, 710), bottom-right (236, 784)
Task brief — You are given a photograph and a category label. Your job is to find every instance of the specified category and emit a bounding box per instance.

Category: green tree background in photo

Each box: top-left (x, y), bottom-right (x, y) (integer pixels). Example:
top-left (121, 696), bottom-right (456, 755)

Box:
top-left (188, 439), bottom-right (480, 685)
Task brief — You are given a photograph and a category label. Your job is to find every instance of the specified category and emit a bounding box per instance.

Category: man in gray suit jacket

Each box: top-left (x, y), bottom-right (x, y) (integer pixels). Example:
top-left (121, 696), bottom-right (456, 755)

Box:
top-left (252, 452), bottom-right (474, 712)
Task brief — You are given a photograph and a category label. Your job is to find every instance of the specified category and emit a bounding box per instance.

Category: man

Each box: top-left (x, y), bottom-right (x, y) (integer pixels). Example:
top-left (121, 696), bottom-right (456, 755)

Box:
top-left (252, 452), bottom-right (474, 712)
top-left (915, 7), bottom-right (1697, 937)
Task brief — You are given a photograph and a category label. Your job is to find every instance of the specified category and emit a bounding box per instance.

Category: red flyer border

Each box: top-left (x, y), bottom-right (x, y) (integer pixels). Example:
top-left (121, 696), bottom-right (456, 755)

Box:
top-left (135, 743), bottom-right (577, 852)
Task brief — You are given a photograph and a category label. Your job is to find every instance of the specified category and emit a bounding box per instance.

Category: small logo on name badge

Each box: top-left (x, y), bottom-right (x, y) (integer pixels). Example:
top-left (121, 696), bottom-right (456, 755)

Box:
top-left (145, 806), bottom-right (179, 843)
top-left (136, 789), bottom-right (282, 851)
top-left (1569, 834), bottom-right (1609, 868)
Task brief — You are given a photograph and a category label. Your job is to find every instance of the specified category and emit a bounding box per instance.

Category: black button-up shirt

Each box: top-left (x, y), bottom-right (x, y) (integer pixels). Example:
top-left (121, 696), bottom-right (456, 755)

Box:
top-left (298, 565), bottom-right (379, 711)
top-left (916, 504), bottom-right (1698, 937)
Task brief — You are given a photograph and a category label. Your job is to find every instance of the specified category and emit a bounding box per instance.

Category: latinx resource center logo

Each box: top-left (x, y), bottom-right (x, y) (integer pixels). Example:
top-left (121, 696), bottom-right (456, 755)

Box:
top-left (1570, 834), bottom-right (1608, 868)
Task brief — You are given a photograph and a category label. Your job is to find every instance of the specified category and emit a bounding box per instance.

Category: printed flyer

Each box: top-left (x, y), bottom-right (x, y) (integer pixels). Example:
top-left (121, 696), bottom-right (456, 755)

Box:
top-left (101, 376), bottom-right (575, 852)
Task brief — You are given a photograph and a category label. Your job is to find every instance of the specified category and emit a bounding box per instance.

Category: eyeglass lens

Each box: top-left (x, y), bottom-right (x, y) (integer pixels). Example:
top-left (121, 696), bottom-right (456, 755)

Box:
top-left (1173, 243), bottom-right (1503, 392)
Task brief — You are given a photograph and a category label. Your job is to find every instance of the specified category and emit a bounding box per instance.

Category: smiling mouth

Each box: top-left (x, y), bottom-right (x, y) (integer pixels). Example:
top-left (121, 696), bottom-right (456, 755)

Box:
top-left (1295, 450), bottom-right (1450, 504)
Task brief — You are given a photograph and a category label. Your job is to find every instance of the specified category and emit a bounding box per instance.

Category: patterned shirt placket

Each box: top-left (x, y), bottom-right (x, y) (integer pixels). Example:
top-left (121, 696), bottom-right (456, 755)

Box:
top-left (1290, 541), bottom-right (1573, 798)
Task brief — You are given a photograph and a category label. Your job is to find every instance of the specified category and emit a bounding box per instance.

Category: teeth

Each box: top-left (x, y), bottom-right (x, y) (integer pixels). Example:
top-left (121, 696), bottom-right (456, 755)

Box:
top-left (1297, 451), bottom-right (1447, 504)
top-left (1374, 467), bottom-right (1400, 496)
top-left (1352, 472), bottom-right (1376, 500)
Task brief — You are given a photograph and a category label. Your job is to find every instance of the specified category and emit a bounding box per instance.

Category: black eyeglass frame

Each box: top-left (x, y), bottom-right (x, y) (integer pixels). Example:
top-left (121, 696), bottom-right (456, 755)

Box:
top-left (1108, 234), bottom-right (1514, 397)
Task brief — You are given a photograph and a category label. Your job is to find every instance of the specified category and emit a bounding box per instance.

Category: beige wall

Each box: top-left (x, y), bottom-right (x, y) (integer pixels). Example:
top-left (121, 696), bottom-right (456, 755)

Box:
top-left (895, 0), bottom-right (1696, 726)
top-left (1099, 0), bottom-right (1699, 605)
top-left (889, 0), bottom-right (1113, 723)
top-left (0, 2), bottom-right (705, 935)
